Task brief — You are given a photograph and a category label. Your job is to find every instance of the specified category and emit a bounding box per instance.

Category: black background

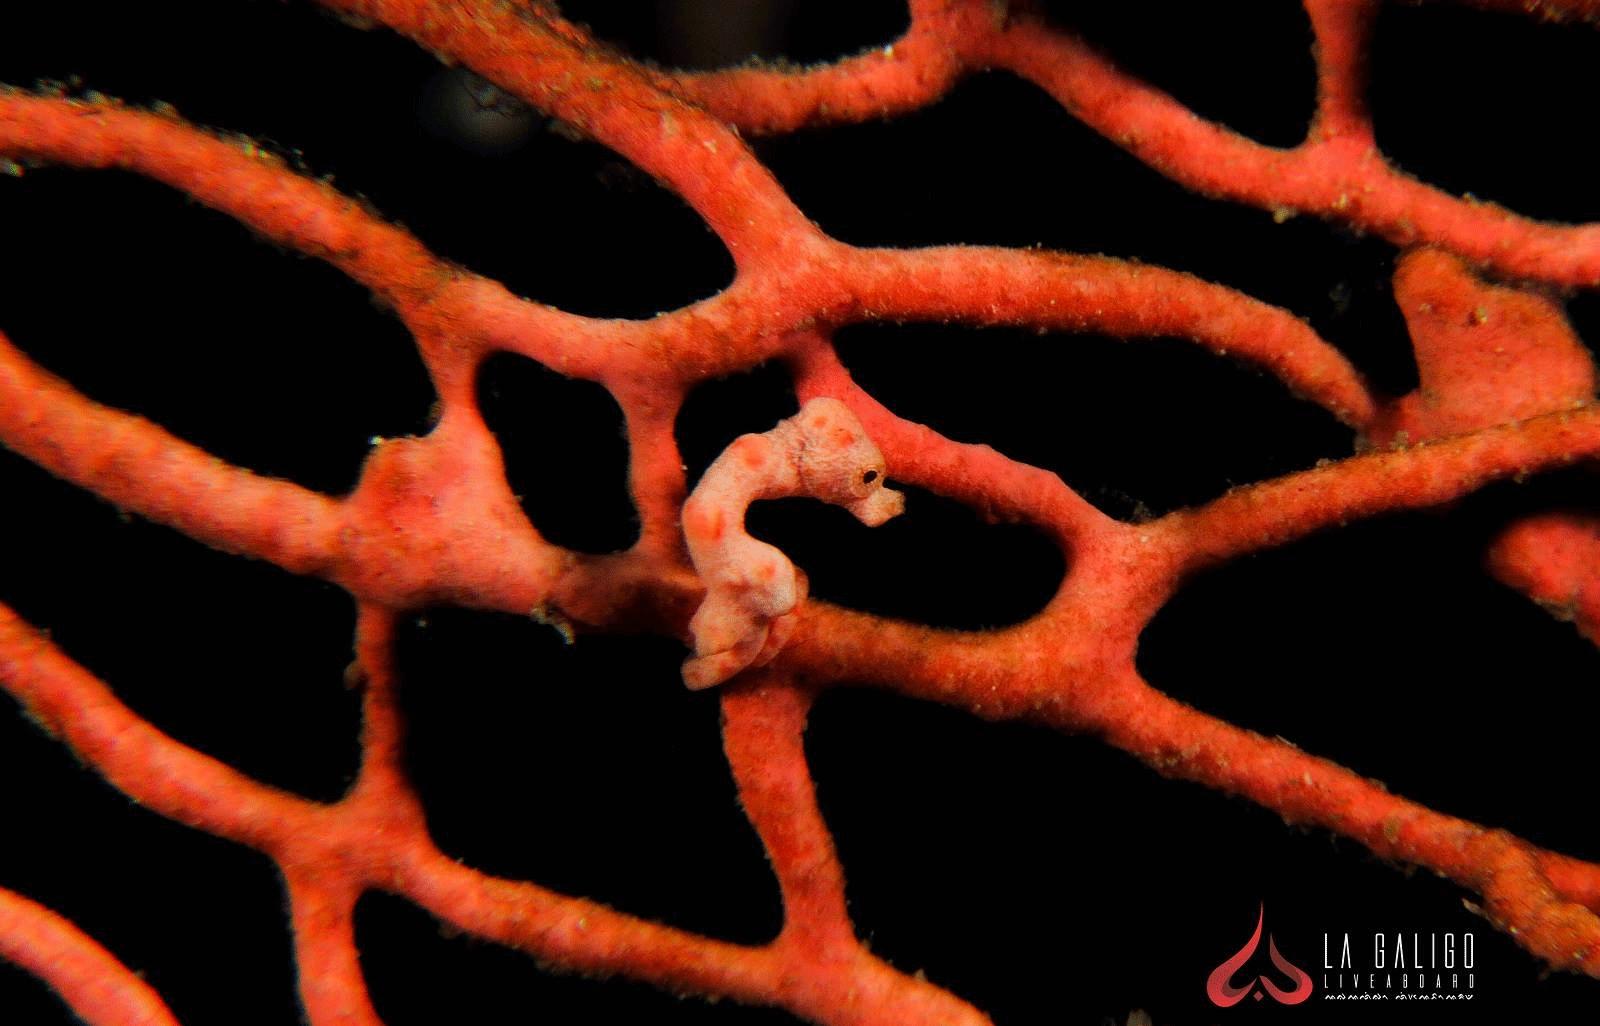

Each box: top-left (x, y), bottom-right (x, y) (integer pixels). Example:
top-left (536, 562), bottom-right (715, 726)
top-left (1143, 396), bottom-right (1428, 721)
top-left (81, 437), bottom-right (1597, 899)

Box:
top-left (2, 2), bottom-right (1599, 1024)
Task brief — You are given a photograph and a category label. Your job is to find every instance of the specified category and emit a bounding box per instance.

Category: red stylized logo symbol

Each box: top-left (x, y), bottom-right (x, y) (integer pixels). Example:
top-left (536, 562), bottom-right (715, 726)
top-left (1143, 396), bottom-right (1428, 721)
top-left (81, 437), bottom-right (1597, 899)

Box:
top-left (1206, 903), bottom-right (1313, 1006)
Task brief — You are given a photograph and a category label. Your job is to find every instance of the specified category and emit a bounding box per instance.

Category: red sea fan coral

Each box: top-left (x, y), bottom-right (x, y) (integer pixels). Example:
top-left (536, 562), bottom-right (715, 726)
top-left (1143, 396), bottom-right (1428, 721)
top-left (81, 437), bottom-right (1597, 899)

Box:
top-left (3, 2), bottom-right (1600, 1024)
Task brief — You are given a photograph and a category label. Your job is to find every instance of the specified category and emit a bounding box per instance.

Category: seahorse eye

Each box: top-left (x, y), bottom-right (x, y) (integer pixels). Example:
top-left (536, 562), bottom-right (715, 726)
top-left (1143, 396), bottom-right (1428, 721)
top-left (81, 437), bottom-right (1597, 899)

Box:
top-left (862, 469), bottom-right (878, 484)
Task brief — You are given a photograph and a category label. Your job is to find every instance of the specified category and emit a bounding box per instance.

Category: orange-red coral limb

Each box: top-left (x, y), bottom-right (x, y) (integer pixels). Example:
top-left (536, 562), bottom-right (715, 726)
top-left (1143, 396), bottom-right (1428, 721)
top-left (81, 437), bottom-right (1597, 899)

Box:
top-left (1487, 513), bottom-right (1600, 644)
top-left (0, 886), bottom-right (182, 1026)
top-left (0, 92), bottom-right (454, 309)
top-left (779, 600), bottom-right (1600, 978)
top-left (0, 601), bottom-right (317, 850)
top-left (837, 245), bottom-right (1381, 428)
top-left (305, 0), bottom-right (822, 269)
top-left (1092, 680), bottom-right (1600, 975)
top-left (985, 10), bottom-right (1600, 286)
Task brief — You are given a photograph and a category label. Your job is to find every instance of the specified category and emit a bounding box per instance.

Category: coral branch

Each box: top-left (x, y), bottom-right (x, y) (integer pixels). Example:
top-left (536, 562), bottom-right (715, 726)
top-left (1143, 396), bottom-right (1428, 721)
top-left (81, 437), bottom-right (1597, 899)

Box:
top-left (839, 245), bottom-right (1380, 427)
top-left (307, 0), bottom-right (821, 267)
top-left (1092, 677), bottom-right (1600, 975)
top-left (286, 872), bottom-right (382, 1026)
top-left (0, 93), bottom-right (454, 309)
top-left (1487, 512), bottom-right (1600, 643)
top-left (1163, 405), bottom-right (1600, 574)
top-left (662, 0), bottom-right (987, 131)
top-left (721, 676), bottom-right (854, 951)
top-left (0, 887), bottom-right (183, 1026)
top-left (0, 601), bottom-right (316, 849)
top-left (1305, 0), bottom-right (1381, 144)
top-left (985, 5), bottom-right (1600, 285)
top-left (0, 328), bottom-right (343, 577)
top-left (1367, 248), bottom-right (1596, 445)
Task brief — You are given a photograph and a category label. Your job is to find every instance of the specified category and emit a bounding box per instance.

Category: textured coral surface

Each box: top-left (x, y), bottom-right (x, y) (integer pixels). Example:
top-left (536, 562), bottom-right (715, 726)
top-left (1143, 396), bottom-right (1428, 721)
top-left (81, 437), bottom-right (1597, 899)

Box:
top-left (3, 2), bottom-right (1600, 1025)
